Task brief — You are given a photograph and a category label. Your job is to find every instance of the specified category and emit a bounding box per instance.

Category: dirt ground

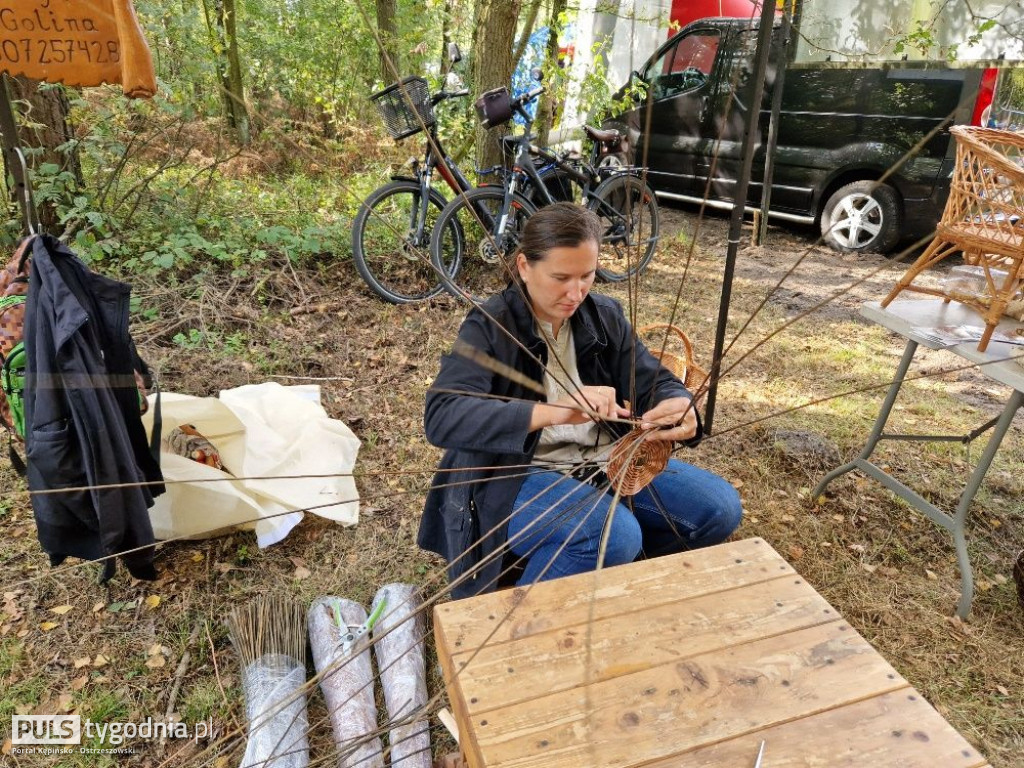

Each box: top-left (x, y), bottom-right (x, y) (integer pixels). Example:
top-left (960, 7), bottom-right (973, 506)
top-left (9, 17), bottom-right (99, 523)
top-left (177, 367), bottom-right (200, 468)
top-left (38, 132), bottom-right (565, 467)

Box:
top-left (1, 205), bottom-right (1022, 766)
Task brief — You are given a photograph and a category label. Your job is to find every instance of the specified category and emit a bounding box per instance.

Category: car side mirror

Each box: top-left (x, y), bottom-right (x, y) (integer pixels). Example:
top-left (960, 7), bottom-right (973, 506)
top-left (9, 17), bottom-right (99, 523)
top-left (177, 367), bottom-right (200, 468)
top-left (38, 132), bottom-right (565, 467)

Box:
top-left (448, 42), bottom-right (462, 65)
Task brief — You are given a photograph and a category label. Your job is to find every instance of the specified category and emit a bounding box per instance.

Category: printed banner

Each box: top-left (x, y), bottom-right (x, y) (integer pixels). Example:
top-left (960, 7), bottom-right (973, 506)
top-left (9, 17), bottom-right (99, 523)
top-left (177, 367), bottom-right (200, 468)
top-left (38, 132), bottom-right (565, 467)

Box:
top-left (0, 0), bottom-right (156, 97)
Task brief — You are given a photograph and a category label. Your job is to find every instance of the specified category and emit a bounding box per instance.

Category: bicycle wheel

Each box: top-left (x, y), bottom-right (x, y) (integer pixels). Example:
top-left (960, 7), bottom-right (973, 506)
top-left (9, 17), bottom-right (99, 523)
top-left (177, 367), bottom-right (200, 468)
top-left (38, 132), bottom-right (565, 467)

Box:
top-left (587, 174), bottom-right (659, 282)
top-left (431, 186), bottom-right (537, 303)
top-left (351, 180), bottom-right (460, 304)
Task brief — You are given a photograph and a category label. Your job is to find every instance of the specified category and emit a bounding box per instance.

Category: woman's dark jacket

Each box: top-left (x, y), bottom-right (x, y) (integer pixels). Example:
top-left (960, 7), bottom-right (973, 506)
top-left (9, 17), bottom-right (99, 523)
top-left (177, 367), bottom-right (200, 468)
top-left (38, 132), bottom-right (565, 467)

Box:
top-left (23, 235), bottom-right (163, 580)
top-left (419, 285), bottom-right (698, 598)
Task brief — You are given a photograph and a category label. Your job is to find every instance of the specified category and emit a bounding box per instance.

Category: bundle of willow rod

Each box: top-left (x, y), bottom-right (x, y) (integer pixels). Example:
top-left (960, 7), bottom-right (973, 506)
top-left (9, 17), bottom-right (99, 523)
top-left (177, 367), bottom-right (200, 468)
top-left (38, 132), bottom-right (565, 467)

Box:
top-left (228, 595), bottom-right (310, 768)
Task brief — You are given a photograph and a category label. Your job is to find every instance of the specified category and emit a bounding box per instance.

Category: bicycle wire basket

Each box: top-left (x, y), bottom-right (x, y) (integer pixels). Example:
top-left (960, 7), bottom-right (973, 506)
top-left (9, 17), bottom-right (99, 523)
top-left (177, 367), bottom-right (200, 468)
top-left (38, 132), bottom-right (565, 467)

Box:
top-left (370, 76), bottom-right (435, 140)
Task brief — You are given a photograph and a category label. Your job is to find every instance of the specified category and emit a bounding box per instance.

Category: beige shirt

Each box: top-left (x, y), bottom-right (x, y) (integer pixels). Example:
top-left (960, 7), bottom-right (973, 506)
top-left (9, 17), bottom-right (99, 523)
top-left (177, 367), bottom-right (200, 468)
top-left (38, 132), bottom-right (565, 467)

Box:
top-left (533, 320), bottom-right (615, 467)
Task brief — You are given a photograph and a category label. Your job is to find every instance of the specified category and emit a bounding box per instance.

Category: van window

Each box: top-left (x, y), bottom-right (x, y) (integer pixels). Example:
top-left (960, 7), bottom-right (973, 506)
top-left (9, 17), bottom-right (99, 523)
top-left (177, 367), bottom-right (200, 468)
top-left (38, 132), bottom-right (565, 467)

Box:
top-left (992, 68), bottom-right (1024, 130)
top-left (646, 32), bottom-right (720, 101)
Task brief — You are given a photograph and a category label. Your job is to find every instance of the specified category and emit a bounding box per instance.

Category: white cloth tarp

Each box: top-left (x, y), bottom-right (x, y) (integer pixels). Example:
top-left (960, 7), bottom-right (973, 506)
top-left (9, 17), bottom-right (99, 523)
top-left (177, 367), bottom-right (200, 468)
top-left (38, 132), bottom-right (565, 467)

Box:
top-left (141, 383), bottom-right (361, 547)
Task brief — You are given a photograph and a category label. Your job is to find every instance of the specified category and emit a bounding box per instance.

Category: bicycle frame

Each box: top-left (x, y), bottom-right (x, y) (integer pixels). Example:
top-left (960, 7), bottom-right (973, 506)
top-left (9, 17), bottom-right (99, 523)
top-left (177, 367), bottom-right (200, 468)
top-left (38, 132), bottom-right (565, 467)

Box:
top-left (386, 124), bottom-right (475, 255)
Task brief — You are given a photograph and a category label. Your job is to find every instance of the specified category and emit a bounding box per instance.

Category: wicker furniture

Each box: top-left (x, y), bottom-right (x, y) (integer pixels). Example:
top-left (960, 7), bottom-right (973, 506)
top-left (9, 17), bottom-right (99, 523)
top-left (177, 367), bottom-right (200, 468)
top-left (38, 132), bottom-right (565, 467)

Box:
top-left (882, 126), bottom-right (1024, 352)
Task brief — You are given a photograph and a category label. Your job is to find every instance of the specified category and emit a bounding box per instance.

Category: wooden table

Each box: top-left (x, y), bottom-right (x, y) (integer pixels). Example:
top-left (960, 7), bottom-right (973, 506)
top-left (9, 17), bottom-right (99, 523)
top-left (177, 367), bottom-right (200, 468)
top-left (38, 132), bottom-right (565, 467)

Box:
top-left (434, 538), bottom-right (990, 768)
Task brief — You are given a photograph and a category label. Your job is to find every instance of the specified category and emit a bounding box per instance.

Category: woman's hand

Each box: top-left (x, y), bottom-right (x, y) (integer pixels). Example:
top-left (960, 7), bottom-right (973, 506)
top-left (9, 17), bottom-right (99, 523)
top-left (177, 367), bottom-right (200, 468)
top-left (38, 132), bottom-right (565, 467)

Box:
top-left (640, 396), bottom-right (698, 442)
top-left (530, 386), bottom-right (631, 431)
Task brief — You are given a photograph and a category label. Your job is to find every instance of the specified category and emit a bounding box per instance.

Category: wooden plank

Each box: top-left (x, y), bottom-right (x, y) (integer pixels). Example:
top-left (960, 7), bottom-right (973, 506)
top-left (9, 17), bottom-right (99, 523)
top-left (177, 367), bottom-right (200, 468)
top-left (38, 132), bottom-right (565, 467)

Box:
top-left (434, 538), bottom-right (791, 650)
top-left (638, 691), bottom-right (989, 768)
top-left (470, 622), bottom-right (906, 768)
top-left (450, 575), bottom-right (838, 716)
top-left (435, 606), bottom-right (487, 768)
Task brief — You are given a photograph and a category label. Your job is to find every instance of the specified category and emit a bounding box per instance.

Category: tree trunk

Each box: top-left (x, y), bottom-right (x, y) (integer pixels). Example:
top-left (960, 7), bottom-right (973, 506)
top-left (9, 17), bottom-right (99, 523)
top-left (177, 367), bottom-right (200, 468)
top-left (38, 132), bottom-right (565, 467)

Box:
top-left (537, 0), bottom-right (567, 147)
top-left (201, 0), bottom-right (234, 127)
top-left (376, 0), bottom-right (400, 84)
top-left (221, 0), bottom-right (251, 144)
top-left (472, 0), bottom-right (523, 171)
top-left (6, 77), bottom-right (82, 234)
top-left (512, 0), bottom-right (544, 67)
top-left (440, 0), bottom-right (454, 72)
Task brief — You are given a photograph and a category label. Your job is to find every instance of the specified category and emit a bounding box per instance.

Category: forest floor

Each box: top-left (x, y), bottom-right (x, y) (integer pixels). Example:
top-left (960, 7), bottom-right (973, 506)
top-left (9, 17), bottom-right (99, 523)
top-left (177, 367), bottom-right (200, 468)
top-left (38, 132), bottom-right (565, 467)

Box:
top-left (1, 205), bottom-right (1022, 767)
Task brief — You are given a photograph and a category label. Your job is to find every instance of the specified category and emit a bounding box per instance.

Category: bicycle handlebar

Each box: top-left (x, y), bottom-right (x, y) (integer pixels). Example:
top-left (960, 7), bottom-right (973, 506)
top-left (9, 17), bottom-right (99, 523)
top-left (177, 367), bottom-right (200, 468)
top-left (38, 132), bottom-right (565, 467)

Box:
top-left (515, 86), bottom-right (545, 109)
top-left (431, 89), bottom-right (470, 105)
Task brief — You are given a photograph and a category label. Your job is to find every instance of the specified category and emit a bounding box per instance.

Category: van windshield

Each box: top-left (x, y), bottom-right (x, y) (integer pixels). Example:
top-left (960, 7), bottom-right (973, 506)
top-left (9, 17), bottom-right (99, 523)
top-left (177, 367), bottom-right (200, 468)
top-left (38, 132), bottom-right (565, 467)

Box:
top-left (644, 31), bottom-right (720, 101)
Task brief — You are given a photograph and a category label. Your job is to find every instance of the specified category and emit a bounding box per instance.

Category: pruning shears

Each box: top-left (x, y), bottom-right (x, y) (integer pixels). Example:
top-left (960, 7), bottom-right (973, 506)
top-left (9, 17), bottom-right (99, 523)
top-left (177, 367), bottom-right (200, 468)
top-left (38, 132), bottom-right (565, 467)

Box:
top-left (334, 597), bottom-right (388, 656)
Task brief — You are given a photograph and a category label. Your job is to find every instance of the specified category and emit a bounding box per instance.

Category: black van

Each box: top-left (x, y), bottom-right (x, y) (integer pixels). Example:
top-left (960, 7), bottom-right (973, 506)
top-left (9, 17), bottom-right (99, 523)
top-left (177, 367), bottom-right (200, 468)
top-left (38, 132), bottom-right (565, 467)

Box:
top-left (605, 17), bottom-right (993, 253)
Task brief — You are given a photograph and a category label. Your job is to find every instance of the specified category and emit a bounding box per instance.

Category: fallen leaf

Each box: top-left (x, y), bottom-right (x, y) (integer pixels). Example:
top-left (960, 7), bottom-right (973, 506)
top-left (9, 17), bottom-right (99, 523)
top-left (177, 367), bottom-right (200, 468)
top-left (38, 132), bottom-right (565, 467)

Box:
top-left (925, 569), bottom-right (939, 581)
top-left (106, 598), bottom-right (140, 614)
top-left (2, 738), bottom-right (11, 755)
top-left (147, 643), bottom-right (163, 657)
top-left (145, 655), bottom-right (166, 669)
top-left (93, 654), bottom-right (110, 668)
top-left (788, 545), bottom-right (804, 561)
top-left (780, 514), bottom-right (796, 524)
top-left (831, 514), bottom-right (844, 523)
top-left (731, 479), bottom-right (744, 490)
top-left (56, 694), bottom-right (73, 713)
top-left (50, 605), bottom-right (73, 616)
top-left (289, 556), bottom-right (307, 568)
top-left (73, 656), bottom-right (91, 669)
top-left (861, 563), bottom-right (879, 574)
top-left (879, 566), bottom-right (899, 577)
top-left (16, 629), bottom-right (28, 639)
top-left (848, 544), bottom-right (867, 554)
top-left (191, 553), bottom-right (204, 562)
top-left (293, 566), bottom-right (312, 580)
top-left (996, 685), bottom-right (1010, 696)
top-left (977, 580), bottom-right (992, 592)
top-left (92, 602), bottom-right (104, 613)
top-left (145, 595), bottom-right (161, 610)
top-left (993, 574), bottom-right (1008, 586)
top-left (39, 621), bottom-right (58, 632)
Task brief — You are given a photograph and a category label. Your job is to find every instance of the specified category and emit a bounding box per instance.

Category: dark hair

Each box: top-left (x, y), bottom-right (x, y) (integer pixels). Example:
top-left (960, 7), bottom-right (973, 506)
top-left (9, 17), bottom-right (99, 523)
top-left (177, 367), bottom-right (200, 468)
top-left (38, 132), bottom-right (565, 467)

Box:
top-left (518, 202), bottom-right (602, 263)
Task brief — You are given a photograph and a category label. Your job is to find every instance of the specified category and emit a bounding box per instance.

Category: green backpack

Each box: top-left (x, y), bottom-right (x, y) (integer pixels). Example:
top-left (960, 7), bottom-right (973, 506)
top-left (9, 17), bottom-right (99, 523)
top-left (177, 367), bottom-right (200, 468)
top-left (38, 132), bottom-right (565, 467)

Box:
top-left (0, 238), bottom-right (30, 443)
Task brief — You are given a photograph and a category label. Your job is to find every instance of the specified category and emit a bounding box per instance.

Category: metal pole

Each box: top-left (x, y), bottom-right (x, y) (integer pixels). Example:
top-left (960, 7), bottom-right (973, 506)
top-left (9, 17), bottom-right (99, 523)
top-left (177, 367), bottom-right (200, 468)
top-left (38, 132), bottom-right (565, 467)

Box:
top-left (756, 2), bottom-right (792, 244)
top-left (703, 0), bottom-right (777, 435)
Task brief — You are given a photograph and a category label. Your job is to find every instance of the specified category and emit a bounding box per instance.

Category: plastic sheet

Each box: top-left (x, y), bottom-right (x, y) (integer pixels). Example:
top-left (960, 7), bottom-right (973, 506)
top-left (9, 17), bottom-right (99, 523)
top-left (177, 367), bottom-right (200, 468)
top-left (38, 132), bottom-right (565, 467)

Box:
top-left (372, 584), bottom-right (431, 768)
top-left (240, 654), bottom-right (309, 768)
top-left (308, 597), bottom-right (384, 768)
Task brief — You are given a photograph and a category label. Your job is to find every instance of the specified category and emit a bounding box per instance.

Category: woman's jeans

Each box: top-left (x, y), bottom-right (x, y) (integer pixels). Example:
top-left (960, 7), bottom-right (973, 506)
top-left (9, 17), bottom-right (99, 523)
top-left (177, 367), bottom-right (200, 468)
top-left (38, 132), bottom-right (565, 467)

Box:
top-left (507, 459), bottom-right (742, 587)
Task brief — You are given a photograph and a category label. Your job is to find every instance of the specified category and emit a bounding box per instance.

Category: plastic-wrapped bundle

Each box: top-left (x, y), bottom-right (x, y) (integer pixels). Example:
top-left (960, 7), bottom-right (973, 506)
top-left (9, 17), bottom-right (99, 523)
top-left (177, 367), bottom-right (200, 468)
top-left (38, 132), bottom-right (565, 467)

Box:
top-left (228, 597), bottom-right (309, 768)
top-left (308, 597), bottom-right (384, 768)
top-left (372, 584), bottom-right (430, 768)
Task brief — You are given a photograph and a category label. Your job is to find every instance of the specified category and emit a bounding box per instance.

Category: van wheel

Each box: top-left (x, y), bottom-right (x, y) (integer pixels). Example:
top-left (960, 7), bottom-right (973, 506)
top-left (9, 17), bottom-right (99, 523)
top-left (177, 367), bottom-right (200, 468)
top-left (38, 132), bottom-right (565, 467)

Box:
top-left (820, 181), bottom-right (901, 254)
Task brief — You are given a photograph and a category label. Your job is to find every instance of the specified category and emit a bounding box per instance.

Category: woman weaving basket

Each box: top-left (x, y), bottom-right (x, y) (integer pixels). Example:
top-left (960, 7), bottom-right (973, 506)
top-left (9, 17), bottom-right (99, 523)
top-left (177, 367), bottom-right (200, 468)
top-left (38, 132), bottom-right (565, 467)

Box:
top-left (418, 203), bottom-right (742, 598)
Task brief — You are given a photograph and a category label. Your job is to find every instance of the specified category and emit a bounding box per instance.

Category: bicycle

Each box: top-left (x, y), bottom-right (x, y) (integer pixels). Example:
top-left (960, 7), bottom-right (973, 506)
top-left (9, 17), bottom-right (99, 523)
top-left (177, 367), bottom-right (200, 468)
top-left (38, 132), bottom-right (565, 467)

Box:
top-left (429, 82), bottom-right (660, 303)
top-left (351, 49), bottom-right (474, 304)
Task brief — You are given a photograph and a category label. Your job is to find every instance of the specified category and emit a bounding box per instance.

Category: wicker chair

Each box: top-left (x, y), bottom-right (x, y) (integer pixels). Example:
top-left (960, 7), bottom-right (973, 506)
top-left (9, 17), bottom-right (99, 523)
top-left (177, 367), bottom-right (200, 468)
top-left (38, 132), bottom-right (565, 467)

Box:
top-left (881, 126), bottom-right (1024, 351)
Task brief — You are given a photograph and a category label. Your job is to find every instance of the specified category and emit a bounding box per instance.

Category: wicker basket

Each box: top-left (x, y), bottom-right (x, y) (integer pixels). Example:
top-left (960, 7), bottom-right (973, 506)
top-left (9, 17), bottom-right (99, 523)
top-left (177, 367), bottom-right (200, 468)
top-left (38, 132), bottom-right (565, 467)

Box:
top-left (605, 428), bottom-right (671, 496)
top-left (370, 76), bottom-right (435, 140)
top-left (639, 323), bottom-right (709, 403)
